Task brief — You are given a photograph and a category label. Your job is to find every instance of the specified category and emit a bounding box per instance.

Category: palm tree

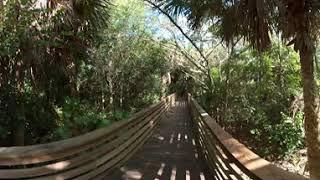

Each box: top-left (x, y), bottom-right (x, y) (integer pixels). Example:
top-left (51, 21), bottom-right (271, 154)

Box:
top-left (45, 0), bottom-right (110, 29)
top-left (154, 0), bottom-right (320, 179)
top-left (45, 0), bottom-right (111, 96)
top-left (0, 0), bottom-right (111, 146)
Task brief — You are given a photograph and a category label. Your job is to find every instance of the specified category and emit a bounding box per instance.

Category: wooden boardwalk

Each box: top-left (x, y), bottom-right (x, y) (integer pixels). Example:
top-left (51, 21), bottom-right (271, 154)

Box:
top-left (0, 95), bottom-right (306, 180)
top-left (104, 100), bottom-right (212, 180)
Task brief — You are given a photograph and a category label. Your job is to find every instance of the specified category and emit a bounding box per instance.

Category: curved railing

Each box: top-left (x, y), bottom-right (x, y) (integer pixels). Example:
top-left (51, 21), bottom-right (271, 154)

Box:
top-left (0, 94), bottom-right (175, 179)
top-left (0, 94), bottom-right (308, 180)
top-left (188, 95), bottom-right (307, 180)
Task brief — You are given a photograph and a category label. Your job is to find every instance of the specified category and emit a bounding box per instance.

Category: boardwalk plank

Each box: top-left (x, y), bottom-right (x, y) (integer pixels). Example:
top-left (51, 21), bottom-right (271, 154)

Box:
top-left (104, 100), bottom-right (212, 180)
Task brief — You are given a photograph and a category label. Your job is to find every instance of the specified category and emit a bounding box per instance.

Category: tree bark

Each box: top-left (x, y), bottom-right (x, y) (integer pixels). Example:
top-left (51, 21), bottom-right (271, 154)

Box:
top-left (107, 60), bottom-right (114, 113)
top-left (0, 0), bottom-right (3, 19)
top-left (299, 45), bottom-right (320, 180)
top-left (13, 123), bottom-right (25, 146)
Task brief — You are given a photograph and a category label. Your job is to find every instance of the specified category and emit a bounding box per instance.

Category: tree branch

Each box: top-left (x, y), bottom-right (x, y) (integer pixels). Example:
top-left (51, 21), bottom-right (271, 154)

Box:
top-left (144, 0), bottom-right (210, 66)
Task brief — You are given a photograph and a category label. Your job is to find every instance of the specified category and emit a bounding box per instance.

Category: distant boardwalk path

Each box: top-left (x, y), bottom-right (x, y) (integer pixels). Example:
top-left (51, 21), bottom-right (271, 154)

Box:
top-left (104, 100), bottom-right (212, 180)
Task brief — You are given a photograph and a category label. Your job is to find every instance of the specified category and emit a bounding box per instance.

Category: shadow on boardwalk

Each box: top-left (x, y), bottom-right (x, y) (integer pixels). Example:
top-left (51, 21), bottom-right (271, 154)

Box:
top-left (104, 100), bottom-right (213, 180)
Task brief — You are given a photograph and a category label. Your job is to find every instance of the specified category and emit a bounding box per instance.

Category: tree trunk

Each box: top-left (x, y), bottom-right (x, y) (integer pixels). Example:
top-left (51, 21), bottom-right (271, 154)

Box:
top-left (0, 0), bottom-right (3, 20)
top-left (14, 99), bottom-right (25, 146)
top-left (120, 77), bottom-right (123, 109)
top-left (13, 123), bottom-right (25, 146)
top-left (107, 60), bottom-right (114, 113)
top-left (278, 36), bottom-right (284, 94)
top-left (299, 45), bottom-right (320, 180)
top-left (101, 69), bottom-right (106, 111)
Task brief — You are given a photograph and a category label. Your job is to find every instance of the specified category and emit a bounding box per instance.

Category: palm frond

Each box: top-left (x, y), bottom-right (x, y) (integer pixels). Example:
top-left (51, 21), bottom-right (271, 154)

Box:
top-left (72, 0), bottom-right (112, 29)
top-left (156, 0), bottom-right (271, 50)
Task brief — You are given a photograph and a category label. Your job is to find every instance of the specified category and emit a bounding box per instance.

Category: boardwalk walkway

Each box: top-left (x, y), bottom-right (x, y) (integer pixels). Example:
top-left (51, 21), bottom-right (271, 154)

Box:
top-left (104, 100), bottom-right (212, 180)
top-left (0, 95), bottom-right (307, 180)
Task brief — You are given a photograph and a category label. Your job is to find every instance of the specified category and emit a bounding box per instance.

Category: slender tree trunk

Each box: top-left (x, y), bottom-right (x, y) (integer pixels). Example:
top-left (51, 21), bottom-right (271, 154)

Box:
top-left (14, 120), bottom-right (25, 146)
top-left (120, 75), bottom-right (123, 109)
top-left (224, 60), bottom-right (230, 123)
top-left (101, 85), bottom-right (105, 111)
top-left (222, 46), bottom-right (234, 123)
top-left (299, 45), bottom-right (320, 180)
top-left (15, 64), bottom-right (26, 146)
top-left (14, 93), bottom-right (25, 146)
top-left (101, 69), bottom-right (106, 111)
top-left (278, 35), bottom-right (283, 94)
top-left (0, 0), bottom-right (3, 21)
top-left (107, 60), bottom-right (114, 113)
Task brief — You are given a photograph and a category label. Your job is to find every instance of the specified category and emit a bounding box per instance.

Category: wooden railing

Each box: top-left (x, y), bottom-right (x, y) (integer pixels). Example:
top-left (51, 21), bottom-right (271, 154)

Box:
top-left (0, 94), bottom-right (308, 180)
top-left (188, 95), bottom-right (307, 180)
top-left (0, 94), bottom-right (175, 179)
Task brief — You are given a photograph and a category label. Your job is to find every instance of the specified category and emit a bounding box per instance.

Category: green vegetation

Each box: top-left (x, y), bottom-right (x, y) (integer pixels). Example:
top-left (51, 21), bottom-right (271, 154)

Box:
top-left (0, 0), bottom-right (170, 146)
top-left (169, 38), bottom-right (306, 159)
top-left (153, 1), bottom-right (320, 177)
top-left (2, 0), bottom-right (320, 178)
top-left (207, 42), bottom-right (305, 158)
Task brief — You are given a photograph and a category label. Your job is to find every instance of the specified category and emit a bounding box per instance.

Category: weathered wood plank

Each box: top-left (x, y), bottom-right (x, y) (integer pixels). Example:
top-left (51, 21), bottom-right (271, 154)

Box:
top-left (0, 101), bottom-right (165, 166)
top-left (0, 104), bottom-right (165, 179)
top-left (104, 98), bottom-right (213, 180)
top-left (78, 109), bottom-right (165, 180)
top-left (0, 94), bottom-right (175, 179)
top-left (189, 96), bottom-right (307, 180)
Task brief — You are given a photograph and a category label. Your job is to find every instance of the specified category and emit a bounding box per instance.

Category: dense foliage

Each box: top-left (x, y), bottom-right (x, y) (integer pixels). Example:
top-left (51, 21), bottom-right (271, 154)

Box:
top-left (154, 0), bottom-right (320, 177)
top-left (0, 0), bottom-right (317, 177)
top-left (0, 0), bottom-right (170, 146)
top-left (169, 37), bottom-right (306, 159)
top-left (207, 42), bottom-right (304, 158)
top-left (0, 0), bottom-right (104, 145)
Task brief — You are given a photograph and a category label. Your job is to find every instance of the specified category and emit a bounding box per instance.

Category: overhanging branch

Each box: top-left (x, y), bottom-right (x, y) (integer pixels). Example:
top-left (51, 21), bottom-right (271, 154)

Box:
top-left (144, 0), bottom-right (210, 66)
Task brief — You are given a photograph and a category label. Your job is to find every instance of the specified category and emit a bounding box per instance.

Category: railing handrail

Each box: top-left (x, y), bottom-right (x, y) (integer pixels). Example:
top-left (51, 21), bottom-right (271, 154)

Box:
top-left (1, 93), bottom-right (304, 180)
top-left (0, 99), bottom-right (165, 165)
top-left (0, 94), bottom-right (176, 179)
top-left (189, 95), bottom-right (306, 180)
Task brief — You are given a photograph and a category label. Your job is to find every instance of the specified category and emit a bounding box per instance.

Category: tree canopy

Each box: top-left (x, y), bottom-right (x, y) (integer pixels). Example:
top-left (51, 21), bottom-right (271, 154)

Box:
top-left (1, 0), bottom-right (320, 179)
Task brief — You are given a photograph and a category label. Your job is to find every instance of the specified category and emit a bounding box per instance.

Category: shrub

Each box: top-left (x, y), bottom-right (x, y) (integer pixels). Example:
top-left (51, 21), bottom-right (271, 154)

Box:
top-left (250, 111), bottom-right (304, 158)
top-left (54, 98), bottom-right (111, 139)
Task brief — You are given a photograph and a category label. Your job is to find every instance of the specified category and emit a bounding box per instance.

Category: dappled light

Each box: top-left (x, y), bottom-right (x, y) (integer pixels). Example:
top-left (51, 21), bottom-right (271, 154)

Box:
top-left (0, 94), bottom-right (308, 179)
top-left (121, 169), bottom-right (143, 180)
top-left (157, 163), bottom-right (166, 176)
top-left (105, 97), bottom-right (305, 180)
top-left (46, 161), bottom-right (71, 170)
top-left (0, 0), bottom-right (317, 179)
top-left (190, 97), bottom-right (306, 180)
top-left (170, 166), bottom-right (177, 180)
top-left (105, 99), bottom-right (213, 180)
